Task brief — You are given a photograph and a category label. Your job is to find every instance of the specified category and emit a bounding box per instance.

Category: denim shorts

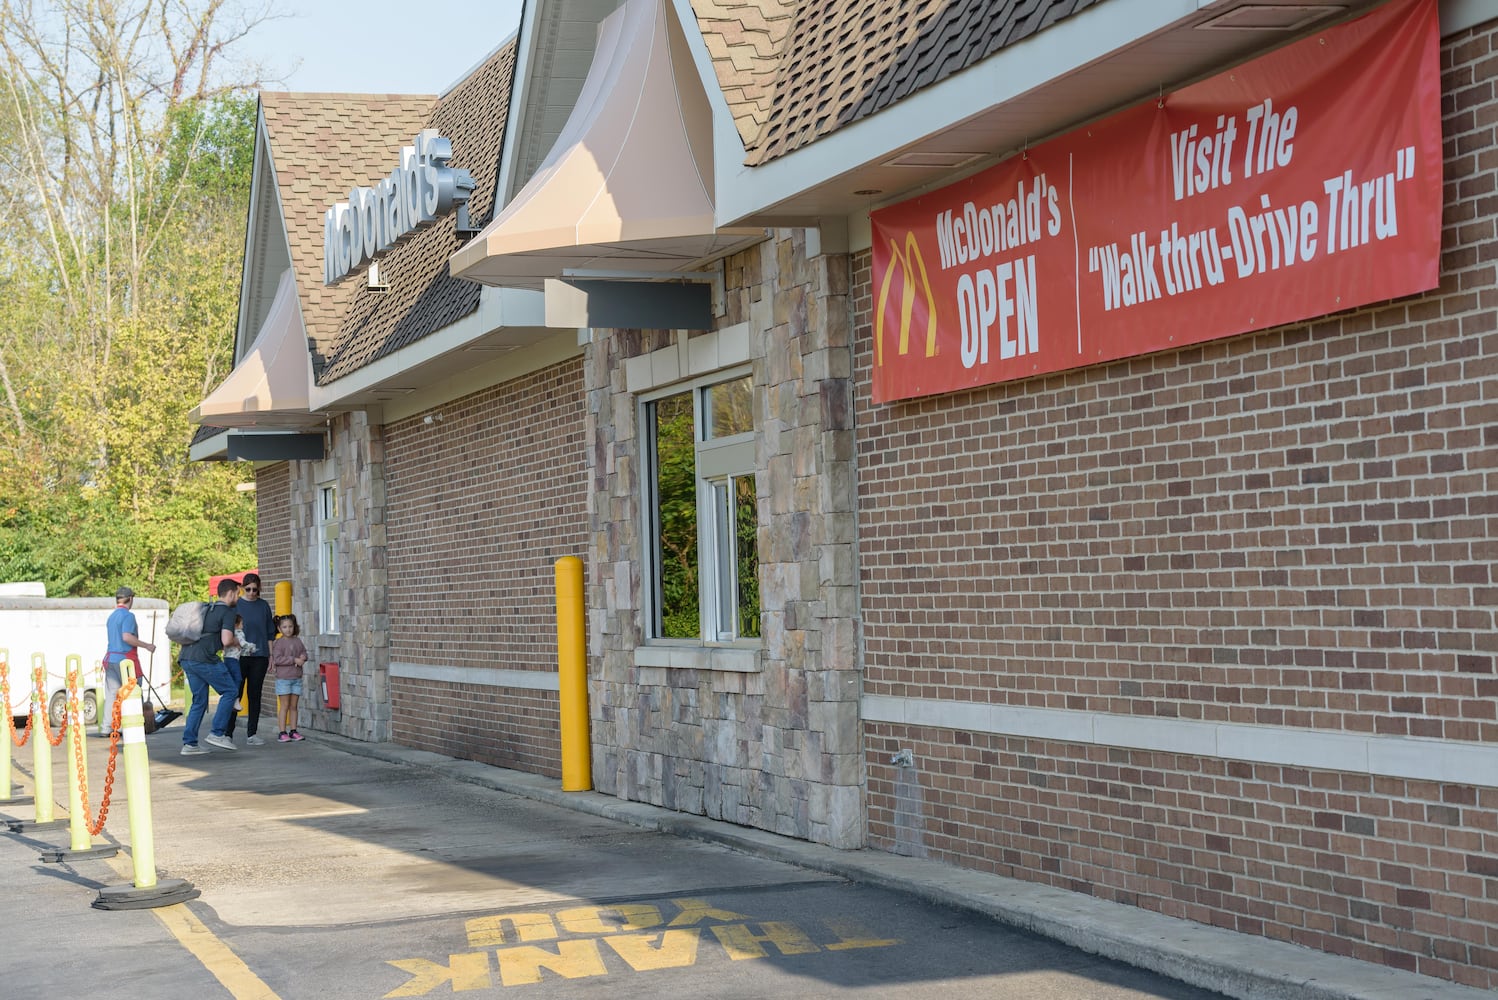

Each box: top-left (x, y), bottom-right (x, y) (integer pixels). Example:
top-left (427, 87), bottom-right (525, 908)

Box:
top-left (274, 678), bottom-right (304, 696)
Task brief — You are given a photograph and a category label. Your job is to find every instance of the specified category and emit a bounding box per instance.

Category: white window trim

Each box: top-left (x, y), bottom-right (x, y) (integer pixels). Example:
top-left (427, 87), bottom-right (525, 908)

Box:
top-left (317, 483), bottom-right (339, 635)
top-left (633, 330), bottom-right (761, 672)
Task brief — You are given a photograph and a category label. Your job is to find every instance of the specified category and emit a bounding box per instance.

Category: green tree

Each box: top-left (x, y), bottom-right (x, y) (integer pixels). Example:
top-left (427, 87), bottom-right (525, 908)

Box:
top-left (0, 3), bottom-right (272, 602)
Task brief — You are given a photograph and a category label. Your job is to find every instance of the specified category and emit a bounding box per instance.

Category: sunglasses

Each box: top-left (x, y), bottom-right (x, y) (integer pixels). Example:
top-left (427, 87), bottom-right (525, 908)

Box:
top-left (243, 586), bottom-right (260, 592)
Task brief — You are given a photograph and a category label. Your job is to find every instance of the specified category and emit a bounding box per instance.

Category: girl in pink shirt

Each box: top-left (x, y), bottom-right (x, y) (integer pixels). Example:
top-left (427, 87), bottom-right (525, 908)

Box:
top-left (269, 614), bottom-right (309, 742)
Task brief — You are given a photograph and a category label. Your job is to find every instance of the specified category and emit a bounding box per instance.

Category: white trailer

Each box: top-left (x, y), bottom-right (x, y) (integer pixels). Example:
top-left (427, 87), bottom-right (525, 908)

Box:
top-left (0, 596), bottom-right (171, 727)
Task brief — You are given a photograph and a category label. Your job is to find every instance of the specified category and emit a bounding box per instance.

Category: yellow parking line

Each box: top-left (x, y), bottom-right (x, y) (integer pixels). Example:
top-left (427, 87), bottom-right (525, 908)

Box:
top-left (104, 853), bottom-right (283, 1000)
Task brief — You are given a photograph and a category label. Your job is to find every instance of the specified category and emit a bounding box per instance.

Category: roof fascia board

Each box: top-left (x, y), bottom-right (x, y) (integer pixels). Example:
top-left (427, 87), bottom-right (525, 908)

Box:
top-left (496, 0), bottom-right (546, 206)
top-left (236, 110), bottom-right (297, 361)
top-left (188, 427), bottom-right (230, 462)
top-left (668, 0), bottom-right (750, 187)
top-left (308, 284), bottom-right (552, 411)
top-left (711, 0), bottom-right (1200, 226)
top-left (234, 106), bottom-right (272, 357)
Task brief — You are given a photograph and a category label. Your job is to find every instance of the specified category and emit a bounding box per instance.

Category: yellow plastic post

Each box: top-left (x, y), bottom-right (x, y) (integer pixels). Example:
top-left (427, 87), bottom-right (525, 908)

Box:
top-left (64, 667), bottom-right (93, 852)
top-left (31, 662), bottom-right (54, 824)
top-left (117, 686), bottom-right (156, 888)
top-left (556, 556), bottom-right (591, 791)
top-left (274, 581), bottom-right (292, 618)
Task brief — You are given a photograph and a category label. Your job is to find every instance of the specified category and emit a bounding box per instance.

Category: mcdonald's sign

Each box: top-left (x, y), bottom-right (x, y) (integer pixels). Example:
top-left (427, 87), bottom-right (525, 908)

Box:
top-left (870, 0), bottom-right (1441, 405)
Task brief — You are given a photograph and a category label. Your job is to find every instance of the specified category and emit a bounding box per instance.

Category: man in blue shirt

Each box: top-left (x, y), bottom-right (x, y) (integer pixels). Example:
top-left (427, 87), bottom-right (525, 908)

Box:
top-left (104, 586), bottom-right (156, 717)
top-left (179, 578), bottom-right (241, 755)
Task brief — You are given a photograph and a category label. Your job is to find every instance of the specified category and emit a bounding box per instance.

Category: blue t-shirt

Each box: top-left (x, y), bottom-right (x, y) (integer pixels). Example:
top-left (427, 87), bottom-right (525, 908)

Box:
top-left (105, 606), bottom-right (138, 664)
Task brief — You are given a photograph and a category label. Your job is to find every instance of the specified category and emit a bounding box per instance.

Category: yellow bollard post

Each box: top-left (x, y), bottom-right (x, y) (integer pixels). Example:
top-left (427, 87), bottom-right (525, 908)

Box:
top-left (274, 580), bottom-right (292, 618)
top-left (8, 662), bottom-right (64, 833)
top-left (40, 667), bottom-right (116, 861)
top-left (95, 681), bottom-right (199, 910)
top-left (556, 556), bottom-right (591, 791)
top-left (0, 655), bottom-right (34, 809)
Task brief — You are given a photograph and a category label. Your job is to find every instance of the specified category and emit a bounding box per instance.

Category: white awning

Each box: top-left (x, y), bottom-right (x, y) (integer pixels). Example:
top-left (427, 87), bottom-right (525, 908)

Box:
top-left (190, 268), bottom-right (317, 428)
top-left (448, 0), bottom-right (757, 288)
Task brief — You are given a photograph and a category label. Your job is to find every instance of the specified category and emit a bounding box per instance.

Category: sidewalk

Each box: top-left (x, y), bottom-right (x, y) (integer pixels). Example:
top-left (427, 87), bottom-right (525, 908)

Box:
top-left (315, 733), bottom-right (1489, 1000)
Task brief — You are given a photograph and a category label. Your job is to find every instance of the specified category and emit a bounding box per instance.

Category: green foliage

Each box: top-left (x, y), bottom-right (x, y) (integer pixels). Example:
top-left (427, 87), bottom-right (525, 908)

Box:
top-left (654, 392), bottom-right (699, 638)
top-left (0, 92), bottom-right (260, 604)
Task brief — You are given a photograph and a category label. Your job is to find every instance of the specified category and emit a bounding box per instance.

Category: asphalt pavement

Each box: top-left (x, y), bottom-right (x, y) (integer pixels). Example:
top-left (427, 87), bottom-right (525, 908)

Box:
top-left (0, 715), bottom-right (1489, 1000)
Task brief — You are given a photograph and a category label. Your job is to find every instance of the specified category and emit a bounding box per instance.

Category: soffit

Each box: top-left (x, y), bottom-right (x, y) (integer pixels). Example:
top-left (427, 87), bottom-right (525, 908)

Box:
top-left (258, 91), bottom-right (437, 374)
top-left (318, 42), bottom-right (520, 384)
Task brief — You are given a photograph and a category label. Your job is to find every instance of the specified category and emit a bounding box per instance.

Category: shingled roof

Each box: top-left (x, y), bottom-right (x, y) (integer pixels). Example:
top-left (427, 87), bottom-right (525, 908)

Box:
top-left (691, 0), bottom-right (1097, 165)
top-left (259, 91), bottom-right (437, 374)
top-left (319, 42), bottom-right (518, 383)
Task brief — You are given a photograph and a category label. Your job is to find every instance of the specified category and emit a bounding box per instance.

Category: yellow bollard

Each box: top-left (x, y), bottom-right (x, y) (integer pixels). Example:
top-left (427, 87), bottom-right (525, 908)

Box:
top-left (94, 681), bottom-right (199, 909)
top-left (40, 667), bottom-right (116, 861)
top-left (8, 662), bottom-right (65, 833)
top-left (0, 654), bottom-right (33, 809)
top-left (556, 556), bottom-right (591, 791)
top-left (274, 580), bottom-right (292, 618)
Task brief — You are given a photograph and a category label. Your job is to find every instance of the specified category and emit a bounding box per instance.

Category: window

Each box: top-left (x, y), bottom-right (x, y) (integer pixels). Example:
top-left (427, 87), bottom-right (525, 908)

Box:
top-left (317, 484), bottom-right (339, 633)
top-left (644, 372), bottom-right (760, 643)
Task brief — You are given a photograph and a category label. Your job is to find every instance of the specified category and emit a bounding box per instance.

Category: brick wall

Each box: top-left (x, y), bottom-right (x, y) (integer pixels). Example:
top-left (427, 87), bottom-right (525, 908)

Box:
top-left (255, 463), bottom-right (292, 590)
top-left (383, 358), bottom-right (587, 773)
top-left (852, 20), bottom-right (1498, 989)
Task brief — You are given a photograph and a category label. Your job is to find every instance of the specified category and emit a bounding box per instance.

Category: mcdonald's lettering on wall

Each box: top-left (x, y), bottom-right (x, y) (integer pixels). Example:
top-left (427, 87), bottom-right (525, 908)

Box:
top-left (869, 0), bottom-right (1442, 405)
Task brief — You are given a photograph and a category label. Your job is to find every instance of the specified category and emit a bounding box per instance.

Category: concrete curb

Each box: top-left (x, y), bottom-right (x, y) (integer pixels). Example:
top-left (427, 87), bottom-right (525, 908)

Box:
top-left (320, 734), bottom-right (1490, 1000)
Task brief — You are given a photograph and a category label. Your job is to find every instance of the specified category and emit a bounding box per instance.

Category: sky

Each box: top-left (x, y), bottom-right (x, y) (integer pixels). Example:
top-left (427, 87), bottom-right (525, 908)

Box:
top-left (235, 0), bottom-right (525, 96)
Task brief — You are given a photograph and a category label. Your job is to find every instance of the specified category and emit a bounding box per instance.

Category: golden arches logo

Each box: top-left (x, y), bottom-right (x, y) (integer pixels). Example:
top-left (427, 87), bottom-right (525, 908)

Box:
top-left (875, 231), bottom-right (938, 367)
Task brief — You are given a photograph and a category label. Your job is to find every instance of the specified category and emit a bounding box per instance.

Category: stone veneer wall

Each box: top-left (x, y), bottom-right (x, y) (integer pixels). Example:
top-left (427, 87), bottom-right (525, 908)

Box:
top-left (586, 230), bottom-right (864, 848)
top-left (287, 411), bottom-right (390, 741)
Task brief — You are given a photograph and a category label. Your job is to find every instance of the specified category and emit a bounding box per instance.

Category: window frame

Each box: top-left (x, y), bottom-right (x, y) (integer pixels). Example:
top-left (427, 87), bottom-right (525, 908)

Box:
top-left (317, 483), bottom-right (339, 634)
top-left (639, 366), bottom-right (760, 656)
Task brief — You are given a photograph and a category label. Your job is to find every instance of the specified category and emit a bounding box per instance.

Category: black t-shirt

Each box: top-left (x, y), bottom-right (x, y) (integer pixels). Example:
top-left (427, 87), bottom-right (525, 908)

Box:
top-left (180, 601), bottom-right (236, 663)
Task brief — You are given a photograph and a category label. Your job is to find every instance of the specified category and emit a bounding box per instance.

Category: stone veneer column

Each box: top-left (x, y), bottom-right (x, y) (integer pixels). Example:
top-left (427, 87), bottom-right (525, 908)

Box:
top-left (586, 229), bottom-right (863, 848)
top-left (287, 411), bottom-right (390, 742)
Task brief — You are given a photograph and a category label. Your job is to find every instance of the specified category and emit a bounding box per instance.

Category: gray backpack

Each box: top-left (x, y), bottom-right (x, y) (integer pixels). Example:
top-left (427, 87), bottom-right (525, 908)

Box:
top-left (164, 601), bottom-right (209, 644)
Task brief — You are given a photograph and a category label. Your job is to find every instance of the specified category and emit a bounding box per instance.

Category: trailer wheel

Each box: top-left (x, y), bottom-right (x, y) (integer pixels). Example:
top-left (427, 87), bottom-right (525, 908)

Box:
top-left (45, 691), bottom-right (99, 728)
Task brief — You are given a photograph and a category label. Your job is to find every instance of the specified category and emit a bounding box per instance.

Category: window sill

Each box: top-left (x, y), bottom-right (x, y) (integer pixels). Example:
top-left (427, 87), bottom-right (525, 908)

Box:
top-left (633, 642), bottom-right (761, 673)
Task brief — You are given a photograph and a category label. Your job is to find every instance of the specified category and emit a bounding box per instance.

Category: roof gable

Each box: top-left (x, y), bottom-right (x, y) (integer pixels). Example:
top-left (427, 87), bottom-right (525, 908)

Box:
top-left (258, 91), bottom-right (437, 374)
top-left (319, 41), bottom-right (519, 383)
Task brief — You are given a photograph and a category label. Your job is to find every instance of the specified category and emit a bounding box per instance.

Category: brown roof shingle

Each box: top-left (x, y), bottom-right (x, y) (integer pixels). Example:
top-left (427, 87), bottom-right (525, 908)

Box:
top-left (259, 91), bottom-right (437, 374)
top-left (319, 42), bottom-right (518, 383)
top-left (691, 0), bottom-right (1096, 165)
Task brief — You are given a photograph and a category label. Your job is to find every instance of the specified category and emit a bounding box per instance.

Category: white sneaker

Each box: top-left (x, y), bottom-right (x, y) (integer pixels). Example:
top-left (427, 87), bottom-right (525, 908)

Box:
top-left (246, 735), bottom-right (266, 746)
top-left (181, 744), bottom-right (209, 756)
top-left (205, 734), bottom-right (238, 751)
top-left (234, 700), bottom-right (243, 711)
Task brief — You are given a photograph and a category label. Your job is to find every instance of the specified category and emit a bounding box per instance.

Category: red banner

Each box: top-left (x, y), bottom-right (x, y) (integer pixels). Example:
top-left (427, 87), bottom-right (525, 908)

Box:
top-left (871, 0), bottom-right (1442, 404)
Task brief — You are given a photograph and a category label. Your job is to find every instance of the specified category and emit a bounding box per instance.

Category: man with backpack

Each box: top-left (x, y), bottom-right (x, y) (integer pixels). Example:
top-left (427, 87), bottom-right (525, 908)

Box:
top-left (178, 577), bottom-right (242, 756)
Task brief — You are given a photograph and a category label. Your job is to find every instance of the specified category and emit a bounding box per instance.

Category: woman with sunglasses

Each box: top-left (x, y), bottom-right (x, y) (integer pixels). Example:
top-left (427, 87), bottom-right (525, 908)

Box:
top-left (227, 572), bottom-right (277, 746)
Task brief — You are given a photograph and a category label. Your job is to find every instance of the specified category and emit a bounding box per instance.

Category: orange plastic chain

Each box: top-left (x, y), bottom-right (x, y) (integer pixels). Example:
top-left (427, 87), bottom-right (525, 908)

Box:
top-left (67, 675), bottom-right (129, 836)
top-left (31, 668), bottom-right (64, 747)
top-left (1, 664), bottom-right (29, 748)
